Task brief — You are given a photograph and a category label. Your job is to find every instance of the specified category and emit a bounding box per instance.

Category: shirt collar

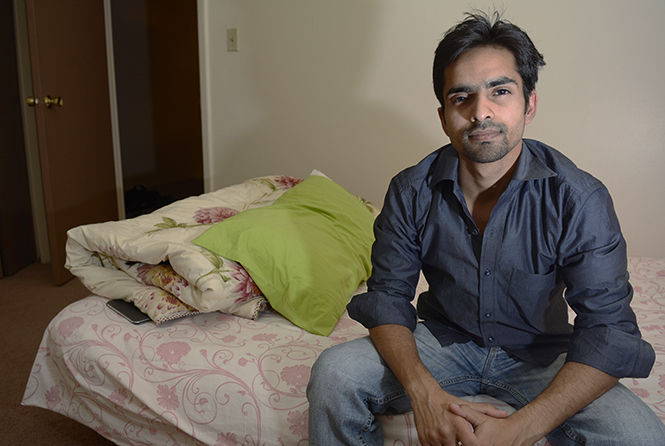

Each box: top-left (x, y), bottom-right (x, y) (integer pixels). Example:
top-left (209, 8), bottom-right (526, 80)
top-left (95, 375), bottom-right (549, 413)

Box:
top-left (512, 140), bottom-right (558, 181)
top-left (430, 139), bottom-right (557, 186)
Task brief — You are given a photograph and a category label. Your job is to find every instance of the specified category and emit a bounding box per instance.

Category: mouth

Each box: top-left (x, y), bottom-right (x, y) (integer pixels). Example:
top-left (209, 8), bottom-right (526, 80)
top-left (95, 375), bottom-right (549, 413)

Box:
top-left (468, 129), bottom-right (500, 141)
top-left (465, 123), bottom-right (504, 142)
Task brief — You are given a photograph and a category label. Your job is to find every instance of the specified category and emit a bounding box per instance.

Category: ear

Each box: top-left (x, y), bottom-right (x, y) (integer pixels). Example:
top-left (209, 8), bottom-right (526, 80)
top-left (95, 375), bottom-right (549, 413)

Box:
top-left (437, 107), bottom-right (450, 136)
top-left (525, 91), bottom-right (537, 124)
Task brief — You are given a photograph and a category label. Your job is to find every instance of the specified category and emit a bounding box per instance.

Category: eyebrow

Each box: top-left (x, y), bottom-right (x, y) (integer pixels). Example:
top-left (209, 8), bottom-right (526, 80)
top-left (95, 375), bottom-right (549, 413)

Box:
top-left (446, 76), bottom-right (518, 97)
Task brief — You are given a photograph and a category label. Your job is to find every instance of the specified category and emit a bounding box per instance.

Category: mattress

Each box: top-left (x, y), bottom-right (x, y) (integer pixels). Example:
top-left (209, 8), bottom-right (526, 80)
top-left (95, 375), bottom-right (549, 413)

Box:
top-left (22, 257), bottom-right (665, 445)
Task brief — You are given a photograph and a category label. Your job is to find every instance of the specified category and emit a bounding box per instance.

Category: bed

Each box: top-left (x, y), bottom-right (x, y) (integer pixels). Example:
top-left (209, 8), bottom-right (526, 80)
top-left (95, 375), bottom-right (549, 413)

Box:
top-left (22, 173), bottom-right (665, 445)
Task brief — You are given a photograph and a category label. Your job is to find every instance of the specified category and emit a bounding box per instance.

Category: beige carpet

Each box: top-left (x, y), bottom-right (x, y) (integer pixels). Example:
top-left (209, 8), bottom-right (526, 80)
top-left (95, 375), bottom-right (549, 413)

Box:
top-left (0, 263), bottom-right (115, 445)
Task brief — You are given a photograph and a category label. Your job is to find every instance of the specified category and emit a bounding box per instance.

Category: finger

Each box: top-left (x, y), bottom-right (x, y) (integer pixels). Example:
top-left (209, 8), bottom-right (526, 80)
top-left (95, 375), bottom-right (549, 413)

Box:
top-left (455, 417), bottom-right (480, 446)
top-left (456, 401), bottom-right (509, 419)
top-left (449, 403), bottom-right (484, 426)
top-left (475, 403), bottom-right (509, 418)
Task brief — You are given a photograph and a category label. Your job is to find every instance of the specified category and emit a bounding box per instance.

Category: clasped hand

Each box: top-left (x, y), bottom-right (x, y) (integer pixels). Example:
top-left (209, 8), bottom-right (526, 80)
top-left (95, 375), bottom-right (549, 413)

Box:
top-left (412, 393), bottom-right (528, 446)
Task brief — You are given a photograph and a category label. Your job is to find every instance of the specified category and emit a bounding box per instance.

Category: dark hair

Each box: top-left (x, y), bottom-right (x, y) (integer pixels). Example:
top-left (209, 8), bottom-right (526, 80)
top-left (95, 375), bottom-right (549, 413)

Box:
top-left (432, 11), bottom-right (545, 108)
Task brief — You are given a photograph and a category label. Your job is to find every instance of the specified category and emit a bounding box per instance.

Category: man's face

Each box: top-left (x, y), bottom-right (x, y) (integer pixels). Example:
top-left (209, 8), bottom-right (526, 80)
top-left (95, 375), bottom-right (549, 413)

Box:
top-left (438, 45), bottom-right (536, 164)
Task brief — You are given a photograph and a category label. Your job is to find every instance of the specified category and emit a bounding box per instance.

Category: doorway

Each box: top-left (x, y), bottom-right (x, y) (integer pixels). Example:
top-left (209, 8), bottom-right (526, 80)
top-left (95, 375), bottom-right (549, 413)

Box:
top-left (10, 0), bottom-right (204, 282)
top-left (110, 0), bottom-right (203, 218)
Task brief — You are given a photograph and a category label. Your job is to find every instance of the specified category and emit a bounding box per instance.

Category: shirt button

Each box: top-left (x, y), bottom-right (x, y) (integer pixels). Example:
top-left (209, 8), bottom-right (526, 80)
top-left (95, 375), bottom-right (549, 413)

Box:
top-left (488, 336), bottom-right (495, 343)
top-left (484, 312), bottom-right (492, 318)
top-left (484, 269), bottom-right (492, 277)
top-left (471, 229), bottom-right (479, 237)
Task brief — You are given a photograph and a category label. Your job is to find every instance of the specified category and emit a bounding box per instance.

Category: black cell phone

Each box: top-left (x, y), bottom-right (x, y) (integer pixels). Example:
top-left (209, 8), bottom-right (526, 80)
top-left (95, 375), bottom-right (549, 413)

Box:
top-left (106, 299), bottom-right (152, 324)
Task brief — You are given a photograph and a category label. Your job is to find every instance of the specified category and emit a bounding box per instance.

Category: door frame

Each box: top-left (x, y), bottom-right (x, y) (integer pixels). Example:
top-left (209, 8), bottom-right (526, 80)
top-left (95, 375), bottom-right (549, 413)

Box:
top-left (103, 0), bottom-right (126, 220)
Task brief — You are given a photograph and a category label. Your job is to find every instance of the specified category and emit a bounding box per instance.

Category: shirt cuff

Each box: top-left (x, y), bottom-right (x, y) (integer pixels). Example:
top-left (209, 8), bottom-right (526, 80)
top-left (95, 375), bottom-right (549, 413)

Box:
top-left (566, 326), bottom-right (655, 378)
top-left (347, 291), bottom-right (418, 331)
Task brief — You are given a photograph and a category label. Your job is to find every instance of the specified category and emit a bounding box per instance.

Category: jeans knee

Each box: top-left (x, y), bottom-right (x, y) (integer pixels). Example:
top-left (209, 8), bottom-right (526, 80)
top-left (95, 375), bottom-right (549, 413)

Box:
top-left (308, 346), bottom-right (350, 400)
top-left (308, 342), bottom-right (385, 445)
top-left (307, 349), bottom-right (330, 398)
top-left (308, 339), bottom-right (378, 409)
top-left (556, 383), bottom-right (665, 446)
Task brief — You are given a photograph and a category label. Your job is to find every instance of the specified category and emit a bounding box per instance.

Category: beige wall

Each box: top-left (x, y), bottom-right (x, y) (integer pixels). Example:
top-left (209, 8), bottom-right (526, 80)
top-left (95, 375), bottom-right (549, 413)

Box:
top-left (198, 0), bottom-right (665, 257)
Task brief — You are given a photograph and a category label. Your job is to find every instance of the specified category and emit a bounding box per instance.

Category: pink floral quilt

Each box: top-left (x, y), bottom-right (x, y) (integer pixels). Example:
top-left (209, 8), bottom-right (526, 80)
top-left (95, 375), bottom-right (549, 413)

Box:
top-left (22, 257), bottom-right (665, 445)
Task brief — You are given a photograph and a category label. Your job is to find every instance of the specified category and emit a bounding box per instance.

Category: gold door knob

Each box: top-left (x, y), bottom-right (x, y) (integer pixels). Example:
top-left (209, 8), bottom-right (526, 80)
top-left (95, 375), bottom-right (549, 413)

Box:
top-left (26, 97), bottom-right (39, 106)
top-left (43, 96), bottom-right (64, 108)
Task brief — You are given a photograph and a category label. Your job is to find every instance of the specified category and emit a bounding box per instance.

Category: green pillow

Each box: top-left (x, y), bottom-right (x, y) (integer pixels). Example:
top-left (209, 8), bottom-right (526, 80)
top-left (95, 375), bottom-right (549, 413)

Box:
top-left (192, 175), bottom-right (375, 336)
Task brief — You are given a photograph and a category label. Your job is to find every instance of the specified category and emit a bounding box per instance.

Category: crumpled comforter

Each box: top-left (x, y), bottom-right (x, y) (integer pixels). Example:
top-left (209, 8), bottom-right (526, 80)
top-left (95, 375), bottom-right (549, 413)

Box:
top-left (65, 175), bottom-right (304, 324)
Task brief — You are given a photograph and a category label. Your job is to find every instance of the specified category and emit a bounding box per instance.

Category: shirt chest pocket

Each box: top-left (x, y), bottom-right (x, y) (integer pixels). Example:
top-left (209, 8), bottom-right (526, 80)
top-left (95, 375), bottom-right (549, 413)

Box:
top-left (502, 268), bottom-right (559, 333)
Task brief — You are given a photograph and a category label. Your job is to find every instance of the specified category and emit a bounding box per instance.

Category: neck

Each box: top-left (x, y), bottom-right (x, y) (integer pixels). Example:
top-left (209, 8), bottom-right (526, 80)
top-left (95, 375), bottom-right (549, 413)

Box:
top-left (458, 145), bottom-right (522, 233)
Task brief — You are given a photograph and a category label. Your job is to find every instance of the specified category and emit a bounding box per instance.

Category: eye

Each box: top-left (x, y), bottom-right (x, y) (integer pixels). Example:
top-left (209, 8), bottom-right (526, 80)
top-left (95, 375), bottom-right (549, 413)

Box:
top-left (450, 95), bottom-right (467, 105)
top-left (493, 88), bottom-right (511, 96)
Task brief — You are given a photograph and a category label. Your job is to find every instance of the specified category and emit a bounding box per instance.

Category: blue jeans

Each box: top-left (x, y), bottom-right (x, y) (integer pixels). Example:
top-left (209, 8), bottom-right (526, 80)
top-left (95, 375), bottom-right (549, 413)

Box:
top-left (307, 323), bottom-right (665, 445)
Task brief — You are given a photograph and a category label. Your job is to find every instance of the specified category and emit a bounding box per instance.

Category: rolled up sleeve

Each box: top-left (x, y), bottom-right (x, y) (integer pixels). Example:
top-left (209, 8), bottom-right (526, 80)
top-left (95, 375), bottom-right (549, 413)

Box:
top-left (562, 187), bottom-right (655, 378)
top-left (347, 176), bottom-right (422, 331)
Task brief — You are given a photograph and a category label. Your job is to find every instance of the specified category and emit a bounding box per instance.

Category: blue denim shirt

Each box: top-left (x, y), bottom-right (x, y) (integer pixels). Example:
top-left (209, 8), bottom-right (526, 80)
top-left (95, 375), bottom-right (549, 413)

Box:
top-left (348, 139), bottom-right (654, 378)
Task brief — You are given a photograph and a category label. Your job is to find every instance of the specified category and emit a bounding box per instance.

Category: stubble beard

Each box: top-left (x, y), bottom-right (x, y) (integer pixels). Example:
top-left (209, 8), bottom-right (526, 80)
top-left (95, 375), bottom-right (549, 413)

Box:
top-left (460, 121), bottom-right (514, 164)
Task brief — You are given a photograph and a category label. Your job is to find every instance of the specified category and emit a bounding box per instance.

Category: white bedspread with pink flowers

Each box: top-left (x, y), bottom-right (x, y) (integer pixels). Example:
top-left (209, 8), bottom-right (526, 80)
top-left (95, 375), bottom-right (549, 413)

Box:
top-left (22, 257), bottom-right (665, 445)
top-left (64, 175), bottom-right (305, 324)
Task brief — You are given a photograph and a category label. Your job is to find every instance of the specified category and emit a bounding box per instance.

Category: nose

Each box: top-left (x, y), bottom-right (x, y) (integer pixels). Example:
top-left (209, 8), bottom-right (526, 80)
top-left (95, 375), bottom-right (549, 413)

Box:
top-left (470, 95), bottom-right (494, 122)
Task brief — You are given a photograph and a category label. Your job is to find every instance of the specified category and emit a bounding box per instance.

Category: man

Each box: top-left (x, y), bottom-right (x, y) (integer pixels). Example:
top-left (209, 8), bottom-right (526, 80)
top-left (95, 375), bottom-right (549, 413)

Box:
top-left (307, 11), bottom-right (665, 446)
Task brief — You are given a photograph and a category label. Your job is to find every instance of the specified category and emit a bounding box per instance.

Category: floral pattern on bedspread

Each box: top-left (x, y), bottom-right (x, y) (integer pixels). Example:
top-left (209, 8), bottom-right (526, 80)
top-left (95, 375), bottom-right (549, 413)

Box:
top-left (22, 258), bottom-right (665, 445)
top-left (622, 257), bottom-right (665, 420)
top-left (23, 298), bottom-right (371, 445)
